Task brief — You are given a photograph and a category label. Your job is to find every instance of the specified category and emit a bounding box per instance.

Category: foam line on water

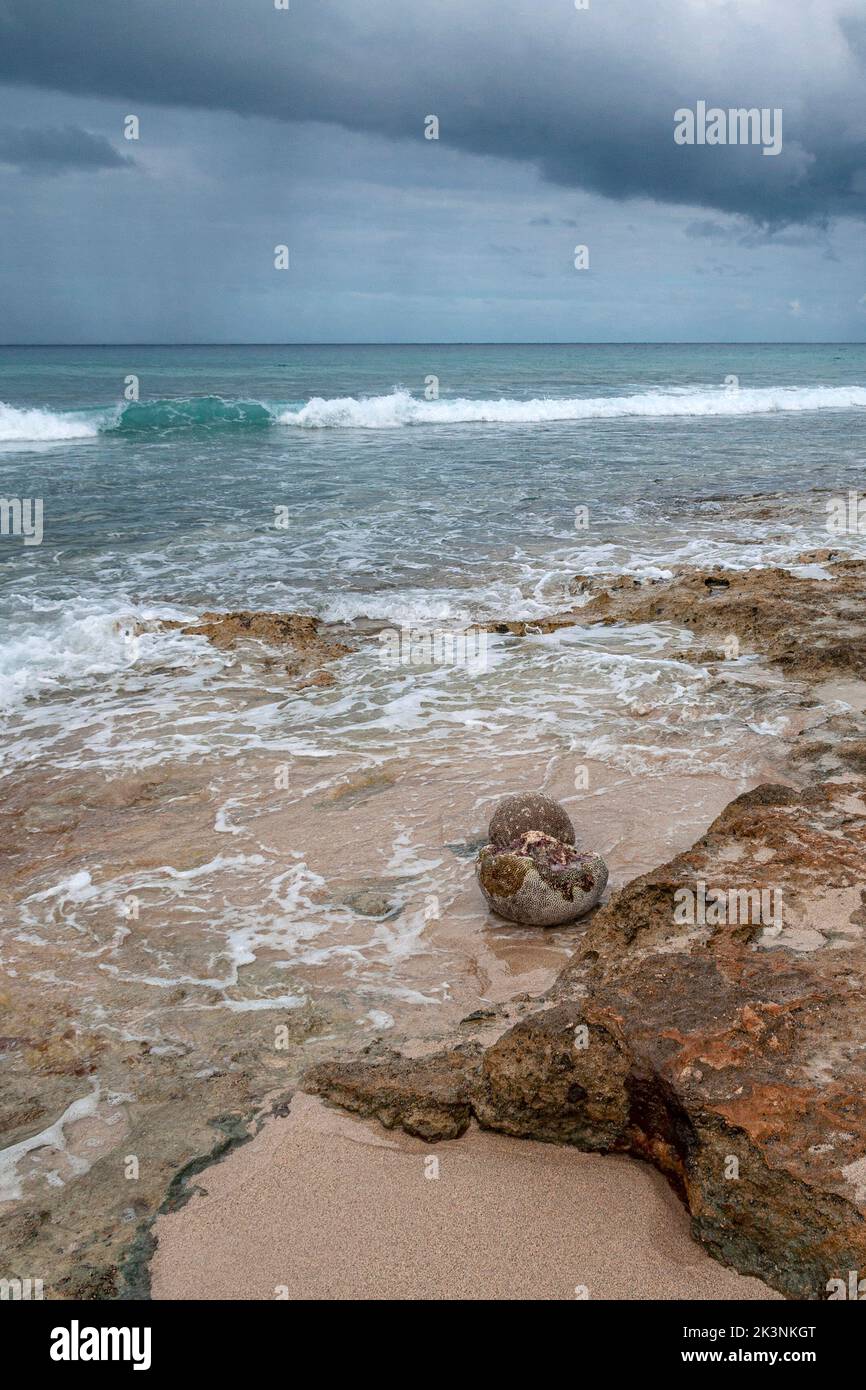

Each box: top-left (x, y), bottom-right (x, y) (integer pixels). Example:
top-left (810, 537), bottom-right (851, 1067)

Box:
top-left (277, 385), bottom-right (866, 429)
top-left (1, 383), bottom-right (864, 441)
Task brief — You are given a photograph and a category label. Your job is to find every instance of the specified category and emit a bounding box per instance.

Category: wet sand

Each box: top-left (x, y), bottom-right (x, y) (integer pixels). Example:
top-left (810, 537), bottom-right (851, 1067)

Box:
top-left (151, 1092), bottom-right (780, 1301)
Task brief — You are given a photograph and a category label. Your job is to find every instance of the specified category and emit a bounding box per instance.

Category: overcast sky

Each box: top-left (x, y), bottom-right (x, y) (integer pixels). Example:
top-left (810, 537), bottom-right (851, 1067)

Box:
top-left (0, 0), bottom-right (863, 343)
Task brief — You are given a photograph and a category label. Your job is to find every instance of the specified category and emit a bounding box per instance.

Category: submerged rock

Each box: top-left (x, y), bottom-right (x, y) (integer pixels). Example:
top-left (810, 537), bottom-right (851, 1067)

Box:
top-left (337, 887), bottom-right (401, 920)
top-left (477, 829), bottom-right (608, 927)
top-left (146, 609), bottom-right (352, 689)
top-left (576, 559), bottom-right (866, 681)
top-left (171, 610), bottom-right (333, 651)
top-left (493, 556), bottom-right (866, 683)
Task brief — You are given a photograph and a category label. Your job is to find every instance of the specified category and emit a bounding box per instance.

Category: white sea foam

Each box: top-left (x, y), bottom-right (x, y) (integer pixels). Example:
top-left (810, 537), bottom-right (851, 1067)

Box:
top-left (277, 385), bottom-right (866, 429)
top-left (320, 590), bottom-right (472, 625)
top-left (0, 1085), bottom-right (102, 1201)
top-left (0, 605), bottom-right (202, 713)
top-left (0, 401), bottom-right (103, 442)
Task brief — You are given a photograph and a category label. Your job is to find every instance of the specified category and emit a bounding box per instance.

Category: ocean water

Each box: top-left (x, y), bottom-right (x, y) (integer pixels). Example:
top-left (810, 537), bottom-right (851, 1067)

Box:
top-left (3, 341), bottom-right (865, 1050)
top-left (0, 342), bottom-right (864, 770)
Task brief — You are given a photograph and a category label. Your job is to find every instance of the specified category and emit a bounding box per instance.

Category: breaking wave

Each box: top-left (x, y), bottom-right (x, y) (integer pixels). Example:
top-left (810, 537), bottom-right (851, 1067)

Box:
top-left (0, 401), bottom-right (103, 442)
top-left (1, 383), bottom-right (865, 441)
top-left (276, 384), bottom-right (866, 428)
top-left (0, 395), bottom-right (274, 442)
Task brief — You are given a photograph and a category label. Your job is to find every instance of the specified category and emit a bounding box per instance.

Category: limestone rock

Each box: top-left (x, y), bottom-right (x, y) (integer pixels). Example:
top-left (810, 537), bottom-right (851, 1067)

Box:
top-left (490, 557), bottom-right (866, 683)
top-left (305, 1048), bottom-right (476, 1141)
top-left (577, 560), bottom-right (866, 680)
top-left (146, 610), bottom-right (351, 687)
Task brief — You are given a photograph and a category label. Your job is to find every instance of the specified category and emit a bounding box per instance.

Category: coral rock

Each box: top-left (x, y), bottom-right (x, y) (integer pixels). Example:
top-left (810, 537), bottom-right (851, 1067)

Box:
top-left (488, 792), bottom-right (576, 848)
top-left (477, 829), bottom-right (608, 926)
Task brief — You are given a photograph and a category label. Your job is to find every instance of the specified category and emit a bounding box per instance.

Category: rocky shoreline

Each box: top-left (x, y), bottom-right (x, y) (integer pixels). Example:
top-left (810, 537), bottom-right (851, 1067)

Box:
top-left (307, 554), bottom-right (866, 1300)
top-left (2, 535), bottom-right (865, 1300)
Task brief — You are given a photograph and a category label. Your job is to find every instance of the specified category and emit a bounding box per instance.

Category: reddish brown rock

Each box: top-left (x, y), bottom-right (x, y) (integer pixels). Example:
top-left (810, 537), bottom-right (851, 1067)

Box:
top-left (307, 777), bottom-right (866, 1298)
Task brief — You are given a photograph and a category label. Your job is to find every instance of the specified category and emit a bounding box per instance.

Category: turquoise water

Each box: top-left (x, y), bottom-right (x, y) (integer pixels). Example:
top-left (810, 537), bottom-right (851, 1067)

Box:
top-left (1, 344), bottom-right (864, 606)
top-left (0, 342), bottom-right (863, 754)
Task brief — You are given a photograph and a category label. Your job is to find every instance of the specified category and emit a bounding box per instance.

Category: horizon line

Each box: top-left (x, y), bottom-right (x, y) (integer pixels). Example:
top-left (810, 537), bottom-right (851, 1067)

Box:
top-left (1, 341), bottom-right (863, 349)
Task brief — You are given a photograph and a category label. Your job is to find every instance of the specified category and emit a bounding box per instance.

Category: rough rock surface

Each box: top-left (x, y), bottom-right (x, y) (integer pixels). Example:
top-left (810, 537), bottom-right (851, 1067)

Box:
top-left (477, 830), bottom-right (608, 926)
top-left (572, 557), bottom-right (866, 680)
top-left (151, 610), bottom-right (351, 687)
top-left (488, 792), bottom-right (576, 848)
top-left (309, 758), bottom-right (866, 1299)
top-left (306, 1047), bottom-right (478, 1142)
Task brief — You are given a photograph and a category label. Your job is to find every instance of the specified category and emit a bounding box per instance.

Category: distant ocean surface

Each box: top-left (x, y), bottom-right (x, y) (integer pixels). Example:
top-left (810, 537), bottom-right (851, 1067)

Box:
top-left (0, 342), bottom-right (864, 765)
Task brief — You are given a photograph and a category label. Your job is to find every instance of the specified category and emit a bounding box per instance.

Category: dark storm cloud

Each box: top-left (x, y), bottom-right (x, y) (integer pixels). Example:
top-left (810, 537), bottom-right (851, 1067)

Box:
top-left (0, 0), bottom-right (863, 226)
top-left (0, 123), bottom-right (134, 172)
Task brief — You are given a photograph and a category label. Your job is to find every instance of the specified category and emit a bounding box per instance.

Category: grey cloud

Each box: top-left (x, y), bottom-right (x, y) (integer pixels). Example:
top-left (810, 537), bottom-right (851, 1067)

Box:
top-left (684, 216), bottom-right (840, 257)
top-left (0, 123), bottom-right (134, 172)
top-left (0, 0), bottom-right (863, 224)
top-left (839, 15), bottom-right (866, 63)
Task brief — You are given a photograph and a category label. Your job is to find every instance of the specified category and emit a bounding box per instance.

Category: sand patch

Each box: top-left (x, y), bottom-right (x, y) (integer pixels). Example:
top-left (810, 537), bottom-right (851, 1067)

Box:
top-left (150, 1092), bottom-right (779, 1301)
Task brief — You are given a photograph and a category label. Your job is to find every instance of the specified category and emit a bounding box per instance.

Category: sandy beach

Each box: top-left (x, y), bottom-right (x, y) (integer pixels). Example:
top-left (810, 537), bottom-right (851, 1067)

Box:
top-left (150, 1091), bottom-right (779, 1301)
